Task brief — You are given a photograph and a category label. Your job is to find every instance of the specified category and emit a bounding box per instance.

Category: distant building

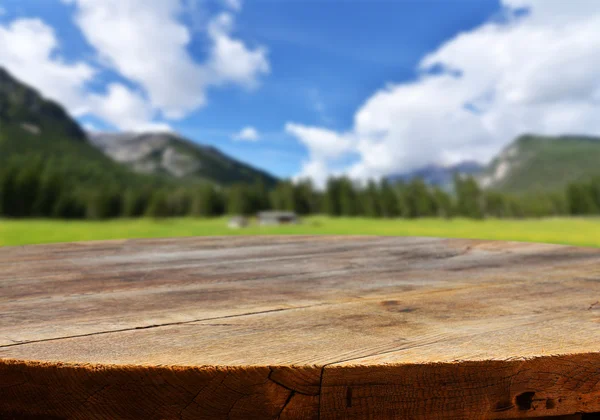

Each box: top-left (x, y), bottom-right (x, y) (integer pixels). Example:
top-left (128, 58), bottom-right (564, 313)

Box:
top-left (258, 211), bottom-right (299, 226)
top-left (228, 216), bottom-right (249, 229)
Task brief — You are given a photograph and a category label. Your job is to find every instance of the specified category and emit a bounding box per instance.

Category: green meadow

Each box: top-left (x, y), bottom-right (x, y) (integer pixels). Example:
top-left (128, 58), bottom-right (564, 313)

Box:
top-left (1, 216), bottom-right (599, 248)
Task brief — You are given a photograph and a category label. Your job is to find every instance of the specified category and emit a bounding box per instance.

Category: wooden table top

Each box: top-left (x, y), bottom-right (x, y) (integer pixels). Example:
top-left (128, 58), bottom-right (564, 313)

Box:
top-left (2, 236), bottom-right (600, 419)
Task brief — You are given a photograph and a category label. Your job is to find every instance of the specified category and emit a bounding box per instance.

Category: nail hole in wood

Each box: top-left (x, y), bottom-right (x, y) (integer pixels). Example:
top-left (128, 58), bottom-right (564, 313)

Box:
top-left (516, 392), bottom-right (535, 411)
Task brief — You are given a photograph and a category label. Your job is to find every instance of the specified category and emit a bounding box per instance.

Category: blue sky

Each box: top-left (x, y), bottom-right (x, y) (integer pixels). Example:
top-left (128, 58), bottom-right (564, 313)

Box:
top-left (1, 0), bottom-right (600, 184)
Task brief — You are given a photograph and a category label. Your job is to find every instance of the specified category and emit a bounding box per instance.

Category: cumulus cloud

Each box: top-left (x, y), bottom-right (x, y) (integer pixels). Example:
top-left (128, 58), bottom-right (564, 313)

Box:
top-left (64, 0), bottom-right (206, 119)
top-left (285, 123), bottom-right (355, 187)
top-left (232, 126), bottom-right (260, 141)
top-left (0, 17), bottom-right (171, 131)
top-left (65, 0), bottom-right (268, 119)
top-left (285, 123), bottom-right (353, 159)
top-left (207, 13), bottom-right (269, 88)
top-left (0, 18), bottom-right (95, 115)
top-left (0, 1), bottom-right (268, 131)
top-left (287, 0), bottom-right (600, 182)
top-left (89, 83), bottom-right (172, 132)
top-left (295, 160), bottom-right (330, 186)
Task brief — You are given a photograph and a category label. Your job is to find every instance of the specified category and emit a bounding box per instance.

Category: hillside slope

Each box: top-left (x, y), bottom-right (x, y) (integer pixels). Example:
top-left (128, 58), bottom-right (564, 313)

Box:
top-left (480, 134), bottom-right (600, 192)
top-left (0, 68), bottom-right (86, 142)
top-left (89, 132), bottom-right (278, 187)
top-left (1, 67), bottom-right (277, 189)
top-left (0, 68), bottom-right (155, 188)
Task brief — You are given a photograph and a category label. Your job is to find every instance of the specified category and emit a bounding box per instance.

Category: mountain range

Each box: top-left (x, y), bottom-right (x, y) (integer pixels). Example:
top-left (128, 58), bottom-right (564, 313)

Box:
top-left (3, 66), bottom-right (600, 194)
top-left (0, 67), bottom-right (147, 192)
top-left (0, 67), bottom-right (277, 188)
top-left (389, 134), bottom-right (600, 193)
top-left (479, 134), bottom-right (600, 192)
top-left (88, 131), bottom-right (277, 186)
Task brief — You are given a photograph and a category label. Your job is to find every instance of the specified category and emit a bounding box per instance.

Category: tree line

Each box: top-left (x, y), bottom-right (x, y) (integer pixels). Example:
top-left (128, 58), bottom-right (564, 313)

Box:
top-left (0, 157), bottom-right (599, 220)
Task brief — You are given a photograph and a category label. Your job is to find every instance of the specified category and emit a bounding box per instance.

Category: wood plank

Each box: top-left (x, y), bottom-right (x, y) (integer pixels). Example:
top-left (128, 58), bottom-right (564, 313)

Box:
top-left (321, 355), bottom-right (600, 419)
top-left (0, 236), bottom-right (439, 345)
top-left (2, 236), bottom-right (600, 418)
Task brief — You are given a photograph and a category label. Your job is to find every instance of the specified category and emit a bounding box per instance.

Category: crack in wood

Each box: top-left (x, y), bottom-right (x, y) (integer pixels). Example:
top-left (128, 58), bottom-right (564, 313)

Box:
top-left (317, 366), bottom-right (325, 420)
top-left (267, 367), bottom-right (319, 396)
top-left (276, 390), bottom-right (295, 419)
top-left (0, 303), bottom-right (330, 349)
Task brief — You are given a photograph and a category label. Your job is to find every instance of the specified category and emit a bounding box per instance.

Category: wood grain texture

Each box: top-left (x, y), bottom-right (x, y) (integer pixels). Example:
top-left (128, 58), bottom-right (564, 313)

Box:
top-left (1, 236), bottom-right (600, 419)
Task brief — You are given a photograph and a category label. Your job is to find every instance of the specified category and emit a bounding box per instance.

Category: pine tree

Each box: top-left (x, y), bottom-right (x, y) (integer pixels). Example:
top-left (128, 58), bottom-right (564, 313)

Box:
top-left (0, 165), bottom-right (18, 217)
top-left (588, 177), bottom-right (600, 212)
top-left (324, 178), bottom-right (341, 216)
top-left (167, 188), bottom-right (192, 216)
top-left (270, 181), bottom-right (296, 212)
top-left (360, 181), bottom-right (381, 218)
top-left (53, 193), bottom-right (85, 219)
top-left (455, 175), bottom-right (484, 219)
top-left (404, 179), bottom-right (435, 218)
top-left (295, 179), bottom-right (318, 215)
top-left (548, 191), bottom-right (568, 216)
top-left (191, 184), bottom-right (223, 217)
top-left (227, 184), bottom-right (253, 215)
top-left (567, 183), bottom-right (598, 215)
top-left (251, 179), bottom-right (271, 213)
top-left (484, 191), bottom-right (509, 218)
top-left (432, 187), bottom-right (453, 218)
top-left (33, 165), bottom-right (63, 217)
top-left (14, 161), bottom-right (42, 217)
top-left (145, 190), bottom-right (171, 218)
top-left (122, 189), bottom-right (150, 218)
top-left (338, 177), bottom-right (358, 216)
top-left (378, 180), bottom-right (399, 218)
top-left (85, 188), bottom-right (121, 220)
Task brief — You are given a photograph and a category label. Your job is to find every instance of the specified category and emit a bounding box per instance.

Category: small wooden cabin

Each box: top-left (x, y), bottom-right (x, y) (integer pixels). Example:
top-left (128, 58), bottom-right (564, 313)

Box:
top-left (257, 211), bottom-right (299, 225)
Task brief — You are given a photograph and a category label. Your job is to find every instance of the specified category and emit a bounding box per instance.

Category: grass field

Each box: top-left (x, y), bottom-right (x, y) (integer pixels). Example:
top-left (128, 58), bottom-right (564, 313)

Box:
top-left (1, 216), bottom-right (600, 247)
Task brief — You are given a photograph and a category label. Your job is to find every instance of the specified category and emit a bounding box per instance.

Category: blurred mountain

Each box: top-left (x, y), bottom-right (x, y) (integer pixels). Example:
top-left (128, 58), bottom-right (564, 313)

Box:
top-left (0, 68), bottom-right (87, 142)
top-left (89, 132), bottom-right (278, 187)
top-left (0, 68), bottom-right (148, 189)
top-left (0, 67), bottom-right (277, 188)
top-left (388, 161), bottom-right (484, 190)
top-left (5, 66), bottom-right (600, 195)
top-left (480, 134), bottom-right (600, 192)
top-left (389, 134), bottom-right (600, 193)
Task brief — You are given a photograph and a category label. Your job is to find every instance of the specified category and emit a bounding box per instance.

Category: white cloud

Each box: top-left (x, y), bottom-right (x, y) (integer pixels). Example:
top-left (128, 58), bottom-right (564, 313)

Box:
top-left (64, 0), bottom-right (268, 118)
top-left (285, 123), bottom-right (353, 159)
top-left (287, 0), bottom-right (600, 182)
top-left (0, 1), bottom-right (269, 132)
top-left (232, 126), bottom-right (260, 141)
top-left (64, 0), bottom-right (206, 119)
top-left (89, 83), bottom-right (172, 132)
top-left (206, 13), bottom-right (269, 88)
top-left (285, 123), bottom-right (355, 187)
top-left (0, 18), bottom-right (95, 115)
top-left (0, 18), bottom-right (171, 132)
top-left (294, 160), bottom-right (330, 187)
